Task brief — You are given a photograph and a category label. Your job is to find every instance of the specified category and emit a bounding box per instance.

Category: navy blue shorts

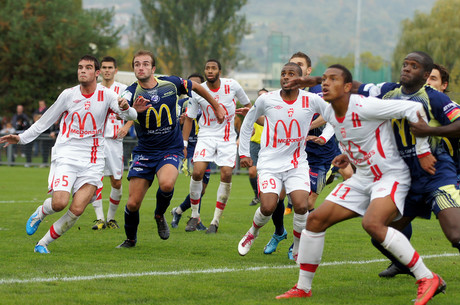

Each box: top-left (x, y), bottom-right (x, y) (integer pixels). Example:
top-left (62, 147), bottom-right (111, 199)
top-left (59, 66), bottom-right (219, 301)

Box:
top-left (128, 153), bottom-right (181, 186)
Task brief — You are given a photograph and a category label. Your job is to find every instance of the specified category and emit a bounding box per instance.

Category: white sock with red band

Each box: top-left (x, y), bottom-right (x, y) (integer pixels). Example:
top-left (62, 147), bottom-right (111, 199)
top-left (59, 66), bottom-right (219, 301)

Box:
top-left (381, 227), bottom-right (432, 280)
top-left (292, 212), bottom-right (308, 258)
top-left (249, 207), bottom-right (271, 236)
top-left (210, 182), bottom-right (231, 226)
top-left (107, 186), bottom-right (122, 221)
top-left (38, 210), bottom-right (79, 246)
top-left (297, 229), bottom-right (325, 292)
top-left (190, 178), bottom-right (202, 218)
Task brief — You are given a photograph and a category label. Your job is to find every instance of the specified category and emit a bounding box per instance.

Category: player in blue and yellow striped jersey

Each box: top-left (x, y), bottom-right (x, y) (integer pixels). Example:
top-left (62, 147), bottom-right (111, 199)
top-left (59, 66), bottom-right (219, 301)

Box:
top-left (116, 50), bottom-right (225, 248)
top-left (356, 52), bottom-right (460, 259)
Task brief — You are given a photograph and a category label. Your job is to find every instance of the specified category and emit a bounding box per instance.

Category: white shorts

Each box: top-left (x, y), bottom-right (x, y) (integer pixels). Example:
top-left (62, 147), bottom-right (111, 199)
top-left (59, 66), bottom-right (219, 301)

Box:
top-left (325, 169), bottom-right (410, 218)
top-left (103, 139), bottom-right (124, 179)
top-left (258, 163), bottom-right (310, 195)
top-left (48, 156), bottom-right (104, 195)
top-left (192, 137), bottom-right (236, 167)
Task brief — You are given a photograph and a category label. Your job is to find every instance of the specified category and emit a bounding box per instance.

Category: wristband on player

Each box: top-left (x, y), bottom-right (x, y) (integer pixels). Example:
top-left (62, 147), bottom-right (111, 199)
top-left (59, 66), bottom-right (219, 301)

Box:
top-left (183, 140), bottom-right (188, 147)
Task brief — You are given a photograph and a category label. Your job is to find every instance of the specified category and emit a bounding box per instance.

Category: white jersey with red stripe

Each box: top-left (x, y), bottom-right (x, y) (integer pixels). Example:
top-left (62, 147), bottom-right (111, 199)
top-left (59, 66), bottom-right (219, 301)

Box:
top-left (103, 81), bottom-right (128, 141)
top-left (18, 83), bottom-right (137, 162)
top-left (186, 78), bottom-right (250, 142)
top-left (321, 94), bottom-right (430, 179)
top-left (239, 89), bottom-right (332, 173)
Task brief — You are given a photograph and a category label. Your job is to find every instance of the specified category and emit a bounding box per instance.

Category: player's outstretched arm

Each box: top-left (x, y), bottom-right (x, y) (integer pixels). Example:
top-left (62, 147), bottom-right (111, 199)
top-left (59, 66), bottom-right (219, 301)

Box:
top-left (191, 81), bottom-right (225, 123)
top-left (0, 134), bottom-right (20, 148)
top-left (410, 111), bottom-right (460, 137)
top-left (286, 76), bottom-right (321, 90)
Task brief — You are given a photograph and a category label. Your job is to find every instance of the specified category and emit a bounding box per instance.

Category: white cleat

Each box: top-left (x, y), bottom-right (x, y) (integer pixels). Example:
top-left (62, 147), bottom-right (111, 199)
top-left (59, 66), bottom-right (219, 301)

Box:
top-left (238, 231), bottom-right (257, 256)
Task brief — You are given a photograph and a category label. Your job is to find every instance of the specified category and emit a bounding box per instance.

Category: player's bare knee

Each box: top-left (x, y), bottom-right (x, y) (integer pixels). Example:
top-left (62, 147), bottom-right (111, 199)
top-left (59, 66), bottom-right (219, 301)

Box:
top-left (112, 180), bottom-right (122, 189)
top-left (126, 200), bottom-right (140, 212)
top-left (361, 219), bottom-right (385, 241)
top-left (306, 212), bottom-right (326, 232)
top-left (51, 199), bottom-right (67, 212)
top-left (192, 172), bottom-right (204, 181)
top-left (260, 205), bottom-right (274, 216)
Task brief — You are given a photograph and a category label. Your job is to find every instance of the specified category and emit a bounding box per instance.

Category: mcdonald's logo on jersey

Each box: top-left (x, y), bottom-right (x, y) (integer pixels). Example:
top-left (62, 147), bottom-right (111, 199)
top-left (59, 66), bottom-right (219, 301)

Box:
top-left (145, 104), bottom-right (173, 128)
top-left (66, 112), bottom-right (99, 138)
top-left (272, 119), bottom-right (302, 148)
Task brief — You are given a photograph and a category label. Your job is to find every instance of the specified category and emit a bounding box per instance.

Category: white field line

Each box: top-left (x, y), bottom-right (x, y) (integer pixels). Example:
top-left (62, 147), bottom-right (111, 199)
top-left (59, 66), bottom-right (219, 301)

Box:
top-left (0, 253), bottom-right (456, 285)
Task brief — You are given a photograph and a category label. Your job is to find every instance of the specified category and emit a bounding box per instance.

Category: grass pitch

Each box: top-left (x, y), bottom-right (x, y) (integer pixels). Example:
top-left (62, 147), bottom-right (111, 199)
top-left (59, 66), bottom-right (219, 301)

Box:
top-left (0, 167), bottom-right (458, 304)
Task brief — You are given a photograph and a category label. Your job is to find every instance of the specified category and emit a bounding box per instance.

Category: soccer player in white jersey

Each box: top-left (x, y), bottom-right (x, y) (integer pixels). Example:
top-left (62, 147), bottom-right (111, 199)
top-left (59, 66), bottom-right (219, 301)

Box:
top-left (182, 59), bottom-right (252, 233)
top-left (237, 62), bottom-right (333, 258)
top-left (276, 65), bottom-right (445, 305)
top-left (91, 56), bottom-right (132, 230)
top-left (0, 55), bottom-right (144, 254)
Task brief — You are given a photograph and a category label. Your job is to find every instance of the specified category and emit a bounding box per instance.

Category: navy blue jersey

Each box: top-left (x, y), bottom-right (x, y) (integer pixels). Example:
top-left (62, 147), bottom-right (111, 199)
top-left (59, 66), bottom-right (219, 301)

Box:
top-left (123, 76), bottom-right (192, 155)
top-left (359, 83), bottom-right (460, 192)
top-left (179, 96), bottom-right (201, 157)
top-left (305, 85), bottom-right (338, 167)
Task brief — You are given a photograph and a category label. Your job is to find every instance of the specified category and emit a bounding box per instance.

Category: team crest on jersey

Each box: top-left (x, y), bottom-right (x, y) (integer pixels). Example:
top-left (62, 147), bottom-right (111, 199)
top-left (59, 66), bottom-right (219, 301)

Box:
top-left (84, 100), bottom-right (91, 110)
top-left (150, 94), bottom-right (160, 103)
top-left (54, 178), bottom-right (60, 187)
top-left (340, 127), bottom-right (346, 138)
top-left (288, 108), bottom-right (294, 117)
top-left (214, 95), bottom-right (219, 102)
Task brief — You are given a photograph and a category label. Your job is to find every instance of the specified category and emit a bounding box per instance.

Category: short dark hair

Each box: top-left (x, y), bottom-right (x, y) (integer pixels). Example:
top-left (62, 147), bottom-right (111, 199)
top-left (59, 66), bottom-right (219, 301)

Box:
top-left (206, 59), bottom-right (222, 70)
top-left (290, 51), bottom-right (312, 68)
top-left (101, 56), bottom-right (117, 68)
top-left (187, 73), bottom-right (205, 83)
top-left (327, 64), bottom-right (353, 84)
top-left (258, 88), bottom-right (268, 94)
top-left (283, 62), bottom-right (302, 77)
top-left (433, 63), bottom-right (450, 92)
top-left (408, 51), bottom-right (434, 73)
top-left (132, 50), bottom-right (156, 68)
top-left (79, 54), bottom-right (100, 71)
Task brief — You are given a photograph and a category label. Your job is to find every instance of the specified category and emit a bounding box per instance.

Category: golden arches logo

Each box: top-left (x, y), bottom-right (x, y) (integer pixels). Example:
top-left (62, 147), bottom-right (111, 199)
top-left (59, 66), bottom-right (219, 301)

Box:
top-left (273, 119), bottom-right (302, 148)
top-left (145, 104), bottom-right (172, 128)
top-left (67, 112), bottom-right (97, 138)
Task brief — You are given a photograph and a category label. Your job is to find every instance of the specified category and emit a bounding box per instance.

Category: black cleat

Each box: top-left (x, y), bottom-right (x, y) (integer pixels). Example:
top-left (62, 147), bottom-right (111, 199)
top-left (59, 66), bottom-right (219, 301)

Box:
top-left (116, 239), bottom-right (136, 248)
top-left (378, 263), bottom-right (414, 278)
top-left (155, 214), bottom-right (170, 240)
top-left (206, 224), bottom-right (218, 234)
top-left (185, 217), bottom-right (199, 232)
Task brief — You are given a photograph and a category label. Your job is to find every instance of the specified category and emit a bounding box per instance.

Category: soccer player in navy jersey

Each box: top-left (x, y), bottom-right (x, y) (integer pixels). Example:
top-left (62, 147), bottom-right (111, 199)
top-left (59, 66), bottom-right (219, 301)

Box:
top-left (376, 63), bottom-right (455, 278)
top-left (116, 50), bottom-right (225, 248)
top-left (171, 73), bottom-right (209, 231)
top-left (354, 52), bottom-right (460, 259)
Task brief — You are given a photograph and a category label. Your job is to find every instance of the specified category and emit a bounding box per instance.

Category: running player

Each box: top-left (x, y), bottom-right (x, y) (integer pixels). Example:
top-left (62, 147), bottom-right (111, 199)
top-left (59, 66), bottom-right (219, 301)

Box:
top-left (237, 62), bottom-right (334, 259)
top-left (91, 56), bottom-right (131, 230)
top-left (116, 50), bottom-right (225, 248)
top-left (0, 55), bottom-right (141, 253)
top-left (277, 64), bottom-right (445, 305)
top-left (182, 59), bottom-right (251, 234)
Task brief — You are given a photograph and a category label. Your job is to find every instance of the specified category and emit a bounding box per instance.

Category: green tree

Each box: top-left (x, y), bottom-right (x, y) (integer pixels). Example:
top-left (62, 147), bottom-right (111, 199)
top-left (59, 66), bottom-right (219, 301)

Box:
top-left (392, 0), bottom-right (460, 100)
top-left (0, 0), bottom-right (121, 116)
top-left (133, 0), bottom-right (251, 77)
